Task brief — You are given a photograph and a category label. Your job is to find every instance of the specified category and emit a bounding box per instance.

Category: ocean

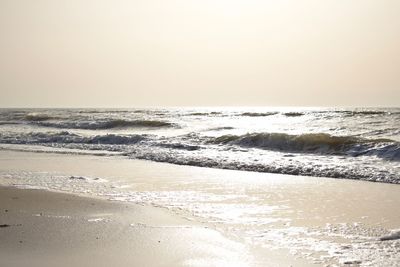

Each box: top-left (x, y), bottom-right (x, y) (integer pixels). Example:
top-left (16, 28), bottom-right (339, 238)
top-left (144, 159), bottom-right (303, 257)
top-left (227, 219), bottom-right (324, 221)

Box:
top-left (0, 107), bottom-right (399, 183)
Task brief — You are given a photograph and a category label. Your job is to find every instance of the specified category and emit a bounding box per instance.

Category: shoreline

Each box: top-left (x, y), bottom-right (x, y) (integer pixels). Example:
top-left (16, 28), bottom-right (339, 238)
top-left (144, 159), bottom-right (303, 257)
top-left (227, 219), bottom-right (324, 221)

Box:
top-left (1, 150), bottom-right (400, 266)
top-left (1, 142), bottom-right (399, 185)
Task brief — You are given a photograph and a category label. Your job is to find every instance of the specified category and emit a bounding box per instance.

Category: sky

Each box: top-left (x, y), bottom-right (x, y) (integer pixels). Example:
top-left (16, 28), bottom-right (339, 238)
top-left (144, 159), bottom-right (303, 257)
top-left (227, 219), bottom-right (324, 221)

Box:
top-left (0, 0), bottom-right (399, 107)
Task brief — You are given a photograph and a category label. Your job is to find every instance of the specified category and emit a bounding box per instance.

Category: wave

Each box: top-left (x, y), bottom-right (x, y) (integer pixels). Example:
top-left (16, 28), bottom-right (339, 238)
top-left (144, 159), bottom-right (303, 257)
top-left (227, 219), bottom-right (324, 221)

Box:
top-left (209, 132), bottom-right (400, 160)
top-left (129, 148), bottom-right (400, 184)
top-left (0, 121), bottom-right (21, 125)
top-left (77, 110), bottom-right (129, 114)
top-left (345, 110), bottom-right (388, 116)
top-left (0, 131), bottom-right (148, 145)
top-left (283, 112), bottom-right (304, 117)
top-left (25, 113), bottom-right (58, 121)
top-left (157, 143), bottom-right (201, 151)
top-left (356, 111), bottom-right (387, 115)
top-left (1, 130), bottom-right (399, 183)
top-left (323, 110), bottom-right (397, 117)
top-left (379, 231), bottom-right (400, 241)
top-left (239, 112), bottom-right (278, 117)
top-left (186, 112), bottom-right (222, 116)
top-left (205, 126), bottom-right (235, 131)
top-left (37, 119), bottom-right (174, 130)
top-left (186, 112), bottom-right (210, 116)
top-left (335, 110), bottom-right (390, 117)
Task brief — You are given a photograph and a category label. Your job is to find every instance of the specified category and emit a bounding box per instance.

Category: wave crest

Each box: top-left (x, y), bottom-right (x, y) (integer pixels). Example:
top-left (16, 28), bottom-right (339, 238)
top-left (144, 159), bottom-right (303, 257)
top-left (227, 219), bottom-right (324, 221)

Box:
top-left (0, 131), bottom-right (147, 145)
top-left (210, 132), bottom-right (400, 160)
top-left (25, 113), bottom-right (57, 121)
top-left (283, 112), bottom-right (304, 117)
top-left (239, 112), bottom-right (278, 117)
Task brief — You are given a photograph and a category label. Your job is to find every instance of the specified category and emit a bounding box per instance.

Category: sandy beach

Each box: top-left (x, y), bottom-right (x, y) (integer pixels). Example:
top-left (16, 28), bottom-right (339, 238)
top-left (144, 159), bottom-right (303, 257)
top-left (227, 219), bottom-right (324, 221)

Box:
top-left (0, 186), bottom-right (256, 267)
top-left (0, 184), bottom-right (311, 267)
top-left (1, 150), bottom-right (400, 266)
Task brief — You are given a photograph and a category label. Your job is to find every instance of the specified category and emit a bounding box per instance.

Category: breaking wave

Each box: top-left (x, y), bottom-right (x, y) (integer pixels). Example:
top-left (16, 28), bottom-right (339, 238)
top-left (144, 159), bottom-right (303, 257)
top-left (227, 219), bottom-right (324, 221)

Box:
top-left (0, 130), bottom-right (399, 183)
top-left (210, 132), bottom-right (400, 160)
top-left (0, 131), bottom-right (148, 145)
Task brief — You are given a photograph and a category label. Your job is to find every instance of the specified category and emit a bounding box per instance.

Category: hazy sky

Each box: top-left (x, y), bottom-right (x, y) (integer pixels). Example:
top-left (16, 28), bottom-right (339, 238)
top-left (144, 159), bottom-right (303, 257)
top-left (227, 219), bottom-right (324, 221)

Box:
top-left (0, 0), bottom-right (399, 107)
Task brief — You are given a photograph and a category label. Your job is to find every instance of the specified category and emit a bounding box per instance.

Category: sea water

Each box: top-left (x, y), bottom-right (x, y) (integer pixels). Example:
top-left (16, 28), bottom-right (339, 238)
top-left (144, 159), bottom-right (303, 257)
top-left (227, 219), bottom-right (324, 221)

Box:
top-left (0, 107), bottom-right (399, 183)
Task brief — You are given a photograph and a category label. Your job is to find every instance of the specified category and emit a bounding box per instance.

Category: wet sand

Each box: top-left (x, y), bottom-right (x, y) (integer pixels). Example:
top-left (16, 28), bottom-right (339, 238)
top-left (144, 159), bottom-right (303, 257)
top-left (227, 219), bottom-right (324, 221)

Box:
top-left (0, 186), bottom-right (240, 267)
top-left (0, 186), bottom-right (312, 267)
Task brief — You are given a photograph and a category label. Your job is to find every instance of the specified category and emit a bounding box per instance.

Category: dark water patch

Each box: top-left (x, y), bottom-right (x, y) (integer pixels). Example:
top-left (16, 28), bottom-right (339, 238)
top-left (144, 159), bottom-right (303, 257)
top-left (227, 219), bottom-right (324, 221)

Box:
top-left (0, 121), bottom-right (22, 125)
top-left (77, 110), bottom-right (129, 114)
top-left (336, 110), bottom-right (390, 117)
top-left (205, 126), bottom-right (235, 131)
top-left (186, 112), bottom-right (210, 116)
top-left (156, 143), bottom-right (201, 151)
top-left (25, 113), bottom-right (58, 121)
top-left (351, 111), bottom-right (387, 115)
top-left (379, 231), bottom-right (400, 241)
top-left (283, 112), bottom-right (304, 117)
top-left (185, 111), bottom-right (223, 116)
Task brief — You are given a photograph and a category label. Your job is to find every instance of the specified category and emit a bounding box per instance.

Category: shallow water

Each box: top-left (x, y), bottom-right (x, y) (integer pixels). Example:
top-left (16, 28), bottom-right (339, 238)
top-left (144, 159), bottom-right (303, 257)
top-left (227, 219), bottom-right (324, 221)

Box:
top-left (0, 107), bottom-right (399, 183)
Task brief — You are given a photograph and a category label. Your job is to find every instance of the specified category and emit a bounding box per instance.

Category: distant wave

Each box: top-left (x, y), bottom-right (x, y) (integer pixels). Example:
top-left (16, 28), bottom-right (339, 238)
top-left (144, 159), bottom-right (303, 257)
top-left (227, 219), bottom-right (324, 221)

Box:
top-left (204, 126), bottom-right (235, 131)
top-left (209, 132), bottom-right (400, 160)
top-left (337, 110), bottom-right (390, 117)
top-left (283, 112), bottom-right (304, 117)
top-left (37, 119), bottom-right (174, 130)
top-left (0, 121), bottom-right (21, 125)
top-left (25, 113), bottom-right (58, 121)
top-left (321, 110), bottom-right (397, 116)
top-left (345, 110), bottom-right (388, 115)
top-left (77, 110), bottom-right (130, 114)
top-left (186, 112), bottom-right (210, 116)
top-left (239, 112), bottom-right (278, 117)
top-left (186, 112), bottom-right (222, 116)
